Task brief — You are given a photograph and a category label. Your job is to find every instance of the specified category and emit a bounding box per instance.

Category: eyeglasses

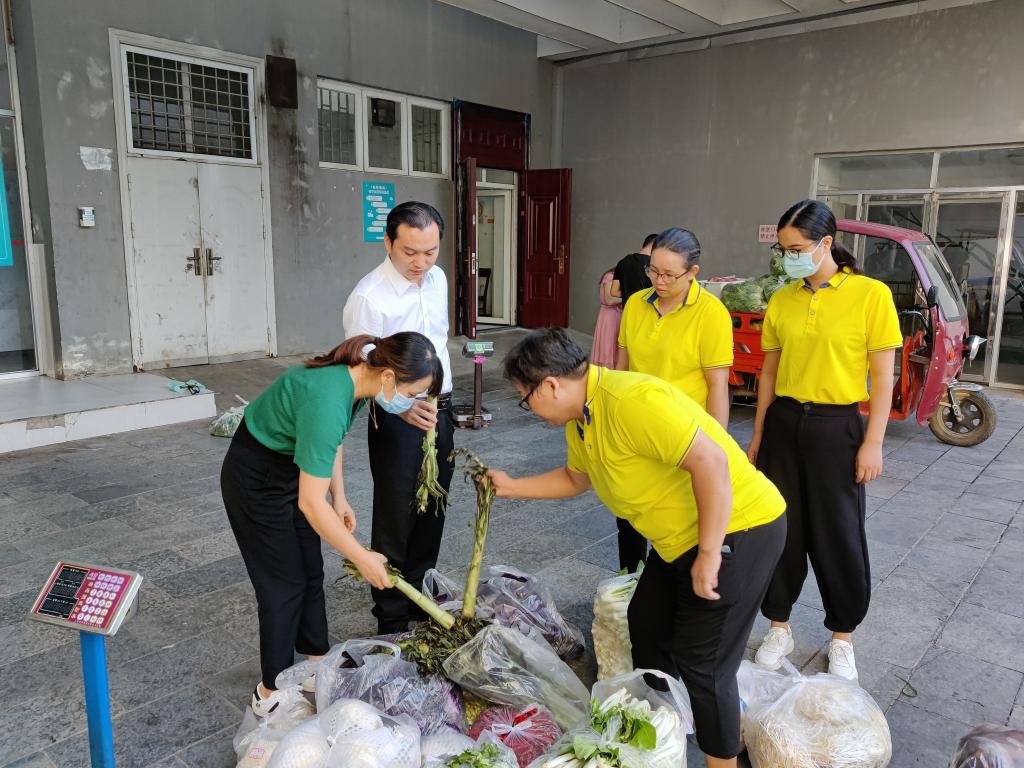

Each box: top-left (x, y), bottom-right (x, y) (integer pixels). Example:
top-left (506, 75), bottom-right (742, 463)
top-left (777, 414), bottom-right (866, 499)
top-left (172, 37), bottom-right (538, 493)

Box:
top-left (770, 239), bottom-right (823, 261)
top-left (517, 357), bottom-right (588, 412)
top-left (644, 266), bottom-right (688, 285)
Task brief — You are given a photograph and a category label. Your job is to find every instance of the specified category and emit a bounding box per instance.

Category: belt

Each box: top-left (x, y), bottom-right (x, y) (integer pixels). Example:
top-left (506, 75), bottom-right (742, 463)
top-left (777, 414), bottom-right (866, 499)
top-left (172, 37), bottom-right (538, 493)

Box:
top-left (437, 393), bottom-right (453, 409)
top-left (775, 396), bottom-right (859, 415)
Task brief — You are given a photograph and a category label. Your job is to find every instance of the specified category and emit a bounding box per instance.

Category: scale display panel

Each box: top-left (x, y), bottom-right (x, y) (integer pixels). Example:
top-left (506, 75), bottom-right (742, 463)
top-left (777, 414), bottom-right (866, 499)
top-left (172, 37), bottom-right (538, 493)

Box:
top-left (462, 340), bottom-right (494, 357)
top-left (29, 562), bottom-right (142, 636)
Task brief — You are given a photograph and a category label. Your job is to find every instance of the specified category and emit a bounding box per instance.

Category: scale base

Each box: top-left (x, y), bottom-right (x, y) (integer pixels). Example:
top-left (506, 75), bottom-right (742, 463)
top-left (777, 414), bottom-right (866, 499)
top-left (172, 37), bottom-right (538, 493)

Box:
top-left (453, 405), bottom-right (492, 429)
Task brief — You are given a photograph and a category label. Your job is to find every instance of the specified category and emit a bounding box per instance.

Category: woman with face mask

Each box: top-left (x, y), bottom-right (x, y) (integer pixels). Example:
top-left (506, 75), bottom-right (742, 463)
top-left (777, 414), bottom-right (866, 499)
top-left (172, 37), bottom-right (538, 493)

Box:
top-left (219, 331), bottom-right (442, 716)
top-left (747, 200), bottom-right (902, 682)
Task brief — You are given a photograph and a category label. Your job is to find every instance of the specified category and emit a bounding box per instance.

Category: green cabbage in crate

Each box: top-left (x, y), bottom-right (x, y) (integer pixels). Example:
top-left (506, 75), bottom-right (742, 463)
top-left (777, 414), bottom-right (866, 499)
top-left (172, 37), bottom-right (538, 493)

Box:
top-left (769, 250), bottom-right (787, 278)
top-left (758, 275), bottom-right (793, 303)
top-left (721, 279), bottom-right (768, 313)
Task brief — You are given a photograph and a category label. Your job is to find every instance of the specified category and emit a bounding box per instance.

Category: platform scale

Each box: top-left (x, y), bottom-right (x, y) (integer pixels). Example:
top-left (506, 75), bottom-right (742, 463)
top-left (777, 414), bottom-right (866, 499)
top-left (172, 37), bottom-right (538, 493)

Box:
top-left (29, 562), bottom-right (144, 768)
top-left (453, 340), bottom-right (495, 429)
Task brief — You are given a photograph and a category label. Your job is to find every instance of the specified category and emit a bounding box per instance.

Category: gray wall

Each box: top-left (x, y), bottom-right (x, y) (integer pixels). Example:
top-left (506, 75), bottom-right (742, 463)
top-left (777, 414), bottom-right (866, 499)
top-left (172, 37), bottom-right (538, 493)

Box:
top-left (562, 0), bottom-right (1024, 331)
top-left (14, 0), bottom-right (552, 376)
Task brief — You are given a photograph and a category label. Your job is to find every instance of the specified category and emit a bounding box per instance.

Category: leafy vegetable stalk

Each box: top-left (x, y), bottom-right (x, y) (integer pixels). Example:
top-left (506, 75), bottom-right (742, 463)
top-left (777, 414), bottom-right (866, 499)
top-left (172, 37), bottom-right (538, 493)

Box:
top-left (345, 556), bottom-right (455, 629)
top-left (414, 397), bottom-right (448, 515)
top-left (451, 448), bottom-right (495, 620)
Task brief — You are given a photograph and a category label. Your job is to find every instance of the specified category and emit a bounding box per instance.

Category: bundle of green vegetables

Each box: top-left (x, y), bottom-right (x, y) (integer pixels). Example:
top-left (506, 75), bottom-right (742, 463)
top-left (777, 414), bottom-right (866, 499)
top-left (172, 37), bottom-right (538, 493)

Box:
top-left (415, 397), bottom-right (449, 515)
top-left (444, 741), bottom-right (519, 768)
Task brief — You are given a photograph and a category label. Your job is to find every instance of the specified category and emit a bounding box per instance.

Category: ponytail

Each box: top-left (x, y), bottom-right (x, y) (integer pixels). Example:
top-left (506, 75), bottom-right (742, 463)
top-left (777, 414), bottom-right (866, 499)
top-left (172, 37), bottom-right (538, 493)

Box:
top-left (779, 199), bottom-right (861, 275)
top-left (305, 331), bottom-right (443, 396)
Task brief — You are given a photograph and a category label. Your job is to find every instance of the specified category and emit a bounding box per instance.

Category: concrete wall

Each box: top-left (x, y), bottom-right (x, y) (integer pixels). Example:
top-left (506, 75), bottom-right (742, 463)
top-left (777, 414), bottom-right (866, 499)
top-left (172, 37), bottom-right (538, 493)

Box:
top-left (13, 0), bottom-right (552, 376)
top-left (561, 0), bottom-right (1024, 331)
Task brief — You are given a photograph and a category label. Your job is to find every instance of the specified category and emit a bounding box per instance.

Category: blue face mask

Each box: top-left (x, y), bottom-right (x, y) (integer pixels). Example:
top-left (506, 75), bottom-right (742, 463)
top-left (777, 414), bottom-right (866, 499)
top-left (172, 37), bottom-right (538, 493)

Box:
top-left (374, 380), bottom-right (416, 415)
top-left (781, 239), bottom-right (826, 279)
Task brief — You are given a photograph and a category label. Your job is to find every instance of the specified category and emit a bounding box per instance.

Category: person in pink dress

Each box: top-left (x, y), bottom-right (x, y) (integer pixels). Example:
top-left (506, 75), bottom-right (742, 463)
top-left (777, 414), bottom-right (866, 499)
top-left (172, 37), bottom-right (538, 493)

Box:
top-left (591, 268), bottom-right (622, 367)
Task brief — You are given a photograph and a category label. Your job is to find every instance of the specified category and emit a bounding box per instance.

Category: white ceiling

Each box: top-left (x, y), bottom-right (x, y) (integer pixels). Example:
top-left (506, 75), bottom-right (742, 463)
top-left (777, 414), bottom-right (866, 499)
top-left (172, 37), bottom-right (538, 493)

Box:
top-left (436, 0), bottom-right (996, 60)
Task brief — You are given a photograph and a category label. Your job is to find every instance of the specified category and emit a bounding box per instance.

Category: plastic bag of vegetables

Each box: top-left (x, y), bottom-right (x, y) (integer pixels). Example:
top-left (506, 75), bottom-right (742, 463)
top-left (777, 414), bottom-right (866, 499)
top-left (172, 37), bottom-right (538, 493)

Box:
top-left (446, 732), bottom-right (521, 768)
top-left (761, 276), bottom-right (791, 303)
top-left (742, 669), bottom-right (892, 768)
top-left (470, 705), bottom-right (562, 768)
top-left (769, 249), bottom-right (787, 278)
top-left (423, 728), bottom-right (478, 768)
top-left (949, 725), bottom-right (1024, 768)
top-left (591, 567), bottom-right (642, 680)
top-left (210, 395), bottom-right (249, 437)
top-left (422, 566), bottom-right (585, 659)
top-left (234, 686), bottom-right (315, 768)
top-left (534, 669), bottom-right (692, 768)
top-left (736, 660), bottom-right (797, 752)
top-left (443, 623), bottom-right (591, 731)
top-left (721, 279), bottom-right (768, 313)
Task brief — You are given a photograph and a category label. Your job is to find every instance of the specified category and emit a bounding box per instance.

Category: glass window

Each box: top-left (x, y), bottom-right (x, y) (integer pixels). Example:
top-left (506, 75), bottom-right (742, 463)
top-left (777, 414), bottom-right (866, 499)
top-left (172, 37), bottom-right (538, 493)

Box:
top-left (937, 147), bottom-right (1024, 188)
top-left (913, 241), bottom-right (967, 322)
top-left (0, 116), bottom-right (35, 373)
top-left (318, 86), bottom-right (358, 167)
top-left (410, 103), bottom-right (443, 175)
top-left (0, 37), bottom-right (13, 112)
top-left (861, 235), bottom-right (920, 314)
top-left (817, 153), bottom-right (933, 192)
top-left (483, 169), bottom-right (515, 186)
top-left (996, 199), bottom-right (1024, 385)
top-left (365, 94), bottom-right (404, 172)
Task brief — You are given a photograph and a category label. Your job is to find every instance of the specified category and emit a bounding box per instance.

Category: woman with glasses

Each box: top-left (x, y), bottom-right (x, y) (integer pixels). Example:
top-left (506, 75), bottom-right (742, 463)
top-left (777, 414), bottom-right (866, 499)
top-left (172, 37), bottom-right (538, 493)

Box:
top-left (748, 200), bottom-right (902, 682)
top-left (493, 328), bottom-right (786, 768)
top-left (616, 227), bottom-right (733, 428)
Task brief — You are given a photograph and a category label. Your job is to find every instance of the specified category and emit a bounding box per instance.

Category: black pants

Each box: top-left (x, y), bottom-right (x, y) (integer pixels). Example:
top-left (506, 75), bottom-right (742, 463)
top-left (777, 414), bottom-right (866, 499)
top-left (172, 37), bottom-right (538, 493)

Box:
top-left (368, 401), bottom-right (455, 632)
top-left (758, 397), bottom-right (870, 633)
top-left (628, 515), bottom-right (786, 760)
top-left (616, 518), bottom-right (647, 572)
top-left (221, 419), bottom-right (329, 690)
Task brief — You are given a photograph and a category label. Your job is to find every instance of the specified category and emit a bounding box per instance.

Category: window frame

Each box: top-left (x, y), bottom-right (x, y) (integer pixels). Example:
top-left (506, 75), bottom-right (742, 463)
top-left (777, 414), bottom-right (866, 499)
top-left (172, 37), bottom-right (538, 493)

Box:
top-left (361, 88), bottom-right (409, 176)
top-left (316, 78), bottom-right (363, 172)
top-left (120, 43), bottom-right (258, 166)
top-left (407, 96), bottom-right (450, 179)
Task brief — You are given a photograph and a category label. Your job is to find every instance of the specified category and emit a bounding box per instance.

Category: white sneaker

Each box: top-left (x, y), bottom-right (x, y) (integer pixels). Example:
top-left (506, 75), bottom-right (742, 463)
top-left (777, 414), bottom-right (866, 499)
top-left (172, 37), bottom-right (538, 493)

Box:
top-left (251, 686), bottom-right (288, 717)
top-left (755, 626), bottom-right (795, 670)
top-left (301, 673), bottom-right (316, 693)
top-left (828, 639), bottom-right (859, 681)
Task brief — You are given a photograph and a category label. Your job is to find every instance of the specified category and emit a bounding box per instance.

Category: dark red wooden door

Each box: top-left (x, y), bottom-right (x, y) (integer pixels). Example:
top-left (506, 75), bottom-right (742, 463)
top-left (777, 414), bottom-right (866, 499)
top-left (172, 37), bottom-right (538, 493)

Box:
top-left (519, 169), bottom-right (572, 328)
top-left (455, 157), bottom-right (478, 338)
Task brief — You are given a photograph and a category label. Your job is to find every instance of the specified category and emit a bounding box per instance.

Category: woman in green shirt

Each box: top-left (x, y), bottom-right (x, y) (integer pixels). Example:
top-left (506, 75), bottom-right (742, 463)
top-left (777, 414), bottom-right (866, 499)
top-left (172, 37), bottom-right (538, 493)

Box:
top-left (220, 331), bottom-right (442, 716)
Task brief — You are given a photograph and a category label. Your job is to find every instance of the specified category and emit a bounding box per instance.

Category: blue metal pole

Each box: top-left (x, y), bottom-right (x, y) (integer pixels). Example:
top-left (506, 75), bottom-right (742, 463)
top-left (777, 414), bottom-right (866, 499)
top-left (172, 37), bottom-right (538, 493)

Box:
top-left (80, 632), bottom-right (115, 768)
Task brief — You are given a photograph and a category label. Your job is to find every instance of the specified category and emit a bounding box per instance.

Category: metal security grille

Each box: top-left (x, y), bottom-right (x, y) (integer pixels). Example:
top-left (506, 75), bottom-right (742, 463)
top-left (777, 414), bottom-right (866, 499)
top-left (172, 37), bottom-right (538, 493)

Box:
top-left (318, 87), bottom-right (357, 166)
top-left (126, 50), bottom-right (254, 160)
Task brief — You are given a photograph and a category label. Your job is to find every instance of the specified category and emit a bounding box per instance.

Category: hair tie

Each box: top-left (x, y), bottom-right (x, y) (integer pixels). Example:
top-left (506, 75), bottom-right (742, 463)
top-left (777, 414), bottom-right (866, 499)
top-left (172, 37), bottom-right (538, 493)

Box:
top-left (372, 336), bottom-right (381, 346)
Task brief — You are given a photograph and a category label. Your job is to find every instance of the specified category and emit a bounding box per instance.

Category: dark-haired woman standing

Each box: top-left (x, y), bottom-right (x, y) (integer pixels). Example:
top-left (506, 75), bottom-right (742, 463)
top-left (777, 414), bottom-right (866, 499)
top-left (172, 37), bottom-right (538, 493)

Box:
top-left (748, 200), bottom-right (902, 681)
top-left (220, 331), bottom-right (443, 715)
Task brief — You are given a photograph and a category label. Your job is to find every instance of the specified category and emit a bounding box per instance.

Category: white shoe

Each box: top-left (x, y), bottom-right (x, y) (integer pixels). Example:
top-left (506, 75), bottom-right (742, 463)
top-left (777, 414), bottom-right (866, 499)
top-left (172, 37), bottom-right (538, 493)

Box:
top-left (251, 686), bottom-right (288, 717)
top-left (301, 673), bottom-right (316, 693)
top-left (828, 639), bottom-right (859, 681)
top-left (755, 626), bottom-right (795, 670)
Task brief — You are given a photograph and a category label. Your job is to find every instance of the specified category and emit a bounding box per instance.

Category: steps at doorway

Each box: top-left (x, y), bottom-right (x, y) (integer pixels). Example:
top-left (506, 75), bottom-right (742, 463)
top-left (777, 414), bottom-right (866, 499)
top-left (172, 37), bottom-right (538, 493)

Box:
top-left (0, 372), bottom-right (216, 453)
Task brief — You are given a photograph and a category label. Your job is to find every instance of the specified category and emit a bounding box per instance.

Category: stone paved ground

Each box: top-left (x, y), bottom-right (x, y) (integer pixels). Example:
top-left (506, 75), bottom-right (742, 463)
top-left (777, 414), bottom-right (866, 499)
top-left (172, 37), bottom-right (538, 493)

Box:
top-left (2, 332), bottom-right (1023, 768)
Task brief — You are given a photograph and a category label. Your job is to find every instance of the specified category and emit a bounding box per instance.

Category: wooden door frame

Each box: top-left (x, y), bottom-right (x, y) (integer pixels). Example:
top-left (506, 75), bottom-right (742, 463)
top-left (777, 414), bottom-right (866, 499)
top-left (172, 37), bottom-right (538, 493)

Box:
top-left (109, 29), bottom-right (277, 370)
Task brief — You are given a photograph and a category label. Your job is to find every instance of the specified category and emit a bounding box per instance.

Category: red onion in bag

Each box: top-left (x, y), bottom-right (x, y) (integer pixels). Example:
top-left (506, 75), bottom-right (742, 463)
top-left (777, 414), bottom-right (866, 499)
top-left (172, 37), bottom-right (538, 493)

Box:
top-left (469, 706), bottom-right (561, 768)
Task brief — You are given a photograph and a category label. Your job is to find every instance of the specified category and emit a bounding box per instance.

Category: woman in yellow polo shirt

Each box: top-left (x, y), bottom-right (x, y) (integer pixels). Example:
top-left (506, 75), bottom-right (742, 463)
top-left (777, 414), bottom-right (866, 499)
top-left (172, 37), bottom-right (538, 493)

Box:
top-left (488, 328), bottom-right (786, 768)
top-left (747, 199), bottom-right (902, 682)
top-left (616, 227), bottom-right (733, 427)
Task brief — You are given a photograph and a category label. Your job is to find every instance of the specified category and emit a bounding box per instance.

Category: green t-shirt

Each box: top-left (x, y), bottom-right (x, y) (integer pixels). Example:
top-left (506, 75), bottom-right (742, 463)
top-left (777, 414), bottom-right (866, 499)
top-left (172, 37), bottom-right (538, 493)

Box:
top-left (245, 365), bottom-right (360, 478)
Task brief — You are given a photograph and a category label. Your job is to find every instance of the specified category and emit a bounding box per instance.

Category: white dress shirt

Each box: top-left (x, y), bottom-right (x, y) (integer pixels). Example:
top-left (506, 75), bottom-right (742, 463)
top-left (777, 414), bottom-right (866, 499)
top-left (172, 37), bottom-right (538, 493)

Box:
top-left (343, 257), bottom-right (453, 394)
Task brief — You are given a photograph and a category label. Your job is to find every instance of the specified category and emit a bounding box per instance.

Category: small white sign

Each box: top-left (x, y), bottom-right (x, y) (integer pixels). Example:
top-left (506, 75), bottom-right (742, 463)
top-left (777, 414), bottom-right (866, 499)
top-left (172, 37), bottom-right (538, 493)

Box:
top-left (758, 224), bottom-right (777, 243)
top-left (78, 207), bottom-right (96, 228)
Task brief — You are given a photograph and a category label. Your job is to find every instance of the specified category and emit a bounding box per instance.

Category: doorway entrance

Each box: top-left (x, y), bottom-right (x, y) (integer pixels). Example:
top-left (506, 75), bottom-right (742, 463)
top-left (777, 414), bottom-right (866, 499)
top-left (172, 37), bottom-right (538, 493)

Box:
top-left (476, 170), bottom-right (516, 326)
top-left (112, 34), bottom-right (275, 369)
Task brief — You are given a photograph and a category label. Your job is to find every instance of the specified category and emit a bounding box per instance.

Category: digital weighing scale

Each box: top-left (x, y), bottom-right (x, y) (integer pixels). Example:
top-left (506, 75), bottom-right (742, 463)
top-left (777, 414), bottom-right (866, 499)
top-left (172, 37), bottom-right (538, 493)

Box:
top-left (453, 339), bottom-right (494, 429)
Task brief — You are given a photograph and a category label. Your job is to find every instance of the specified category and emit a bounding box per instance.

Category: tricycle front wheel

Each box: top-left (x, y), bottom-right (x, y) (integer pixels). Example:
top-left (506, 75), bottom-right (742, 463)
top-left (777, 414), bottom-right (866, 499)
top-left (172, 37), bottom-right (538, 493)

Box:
top-left (928, 388), bottom-right (997, 447)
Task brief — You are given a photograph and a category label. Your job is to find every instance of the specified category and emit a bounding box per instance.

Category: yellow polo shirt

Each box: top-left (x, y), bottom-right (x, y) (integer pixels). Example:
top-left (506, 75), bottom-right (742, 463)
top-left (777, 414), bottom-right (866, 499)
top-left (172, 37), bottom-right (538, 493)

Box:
top-left (617, 280), bottom-right (733, 410)
top-left (761, 270), bottom-right (903, 405)
top-left (566, 366), bottom-right (785, 562)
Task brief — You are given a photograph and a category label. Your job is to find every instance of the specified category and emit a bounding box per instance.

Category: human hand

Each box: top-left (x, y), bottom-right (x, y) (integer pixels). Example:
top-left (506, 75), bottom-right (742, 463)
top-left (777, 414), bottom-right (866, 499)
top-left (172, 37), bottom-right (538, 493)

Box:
top-left (400, 398), bottom-right (438, 431)
top-left (486, 469), bottom-right (516, 497)
top-left (856, 440), bottom-right (884, 484)
top-left (746, 432), bottom-right (762, 466)
top-left (691, 549), bottom-right (722, 600)
top-left (334, 497), bottom-right (356, 532)
top-left (355, 550), bottom-right (393, 589)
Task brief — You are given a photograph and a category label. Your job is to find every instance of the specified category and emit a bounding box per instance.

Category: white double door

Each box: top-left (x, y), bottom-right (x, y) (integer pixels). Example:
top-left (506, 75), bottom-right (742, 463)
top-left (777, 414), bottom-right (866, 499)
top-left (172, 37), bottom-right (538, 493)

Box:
top-left (127, 157), bottom-right (270, 368)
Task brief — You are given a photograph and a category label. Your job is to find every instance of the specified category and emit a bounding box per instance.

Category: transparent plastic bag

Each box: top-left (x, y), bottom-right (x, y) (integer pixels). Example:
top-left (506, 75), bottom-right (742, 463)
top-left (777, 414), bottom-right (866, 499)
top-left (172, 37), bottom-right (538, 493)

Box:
top-left (422, 728), bottom-right (477, 768)
top-left (736, 660), bottom-right (798, 751)
top-left (325, 708), bottom-right (421, 768)
top-left (743, 671), bottom-right (892, 768)
top-left (443, 623), bottom-right (590, 731)
top-left (267, 716), bottom-right (333, 768)
top-left (469, 705), bottom-right (562, 768)
top-left (234, 686), bottom-right (315, 768)
top-left (445, 731), bottom-right (520, 768)
top-left (591, 568), bottom-right (642, 680)
top-left (422, 566), bottom-right (585, 659)
top-left (950, 726), bottom-right (1024, 768)
top-left (211, 395), bottom-right (249, 437)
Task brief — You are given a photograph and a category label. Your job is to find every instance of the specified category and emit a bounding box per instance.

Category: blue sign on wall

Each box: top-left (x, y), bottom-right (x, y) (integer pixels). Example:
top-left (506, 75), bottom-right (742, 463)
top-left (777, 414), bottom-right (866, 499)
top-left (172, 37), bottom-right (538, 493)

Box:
top-left (0, 162), bottom-right (12, 268)
top-left (363, 181), bottom-right (395, 243)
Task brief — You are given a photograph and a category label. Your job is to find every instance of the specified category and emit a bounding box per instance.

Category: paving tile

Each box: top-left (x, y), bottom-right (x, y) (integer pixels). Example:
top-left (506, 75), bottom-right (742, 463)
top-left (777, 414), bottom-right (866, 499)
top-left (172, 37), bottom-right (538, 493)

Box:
top-left (902, 648), bottom-right (1022, 727)
top-left (918, 459), bottom-right (986, 484)
top-left (964, 564), bottom-right (1024, 619)
top-left (176, 725), bottom-right (237, 768)
top-left (938, 602), bottom-right (1024, 673)
top-left (983, 456), bottom-right (1024, 481)
top-left (0, 616), bottom-right (89, 666)
top-left (926, 513), bottom-right (1006, 551)
top-left (948, 493), bottom-right (1020, 525)
top-left (881, 458), bottom-right (929, 481)
top-left (576, 533), bottom-right (619, 570)
top-left (865, 475), bottom-right (909, 500)
top-left (887, 700), bottom-right (968, 768)
top-left (969, 476), bottom-right (1024, 503)
top-left (0, 692), bottom-right (88, 767)
top-left (865, 510), bottom-right (934, 549)
top-left (5, 753), bottom-right (59, 768)
top-left (44, 494), bottom-right (165, 529)
top-left (747, 602), bottom-right (831, 670)
top-left (868, 538), bottom-right (911, 580)
top-left (0, 587), bottom-right (42, 627)
top-left (888, 443), bottom-right (949, 466)
top-left (987, 527), bottom-right (1024, 576)
top-left (171, 532), bottom-right (241, 568)
top-left (0, 541), bottom-right (31, 569)
top-left (112, 549), bottom-right (195, 581)
top-left (901, 538), bottom-right (989, 585)
top-left (153, 555), bottom-right (249, 600)
top-left (14, 518), bottom-right (134, 561)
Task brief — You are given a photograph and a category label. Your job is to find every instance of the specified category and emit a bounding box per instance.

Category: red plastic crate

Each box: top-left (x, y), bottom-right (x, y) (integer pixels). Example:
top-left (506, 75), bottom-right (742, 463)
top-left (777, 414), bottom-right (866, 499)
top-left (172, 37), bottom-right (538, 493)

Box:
top-left (731, 312), bottom-right (765, 377)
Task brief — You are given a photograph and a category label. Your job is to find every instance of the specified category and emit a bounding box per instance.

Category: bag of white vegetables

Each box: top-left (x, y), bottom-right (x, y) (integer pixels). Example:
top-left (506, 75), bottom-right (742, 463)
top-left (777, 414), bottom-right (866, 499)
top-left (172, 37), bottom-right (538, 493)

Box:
top-left (443, 623), bottom-right (591, 731)
top-left (591, 566), bottom-right (642, 680)
top-left (421, 566), bottom-right (585, 659)
top-left (234, 686), bottom-right (315, 768)
top-left (268, 698), bottom-right (421, 768)
top-left (445, 732), bottom-right (521, 768)
top-left (534, 669), bottom-right (693, 768)
top-left (742, 668), bottom-right (892, 768)
top-left (949, 725), bottom-right (1024, 768)
top-left (736, 660), bottom-right (798, 751)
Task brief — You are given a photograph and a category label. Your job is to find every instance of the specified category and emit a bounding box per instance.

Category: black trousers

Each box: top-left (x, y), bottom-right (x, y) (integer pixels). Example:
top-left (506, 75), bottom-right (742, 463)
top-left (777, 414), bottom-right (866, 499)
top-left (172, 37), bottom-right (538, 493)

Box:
top-left (757, 397), bottom-right (871, 633)
top-left (616, 518), bottom-right (648, 573)
top-left (628, 515), bottom-right (786, 759)
top-left (367, 401), bottom-right (455, 631)
top-left (221, 419), bottom-right (330, 690)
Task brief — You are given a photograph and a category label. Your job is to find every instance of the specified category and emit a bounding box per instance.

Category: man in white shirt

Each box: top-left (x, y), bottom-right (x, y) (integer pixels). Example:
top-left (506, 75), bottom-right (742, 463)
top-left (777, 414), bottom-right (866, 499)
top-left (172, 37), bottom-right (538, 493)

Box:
top-left (343, 201), bottom-right (455, 634)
